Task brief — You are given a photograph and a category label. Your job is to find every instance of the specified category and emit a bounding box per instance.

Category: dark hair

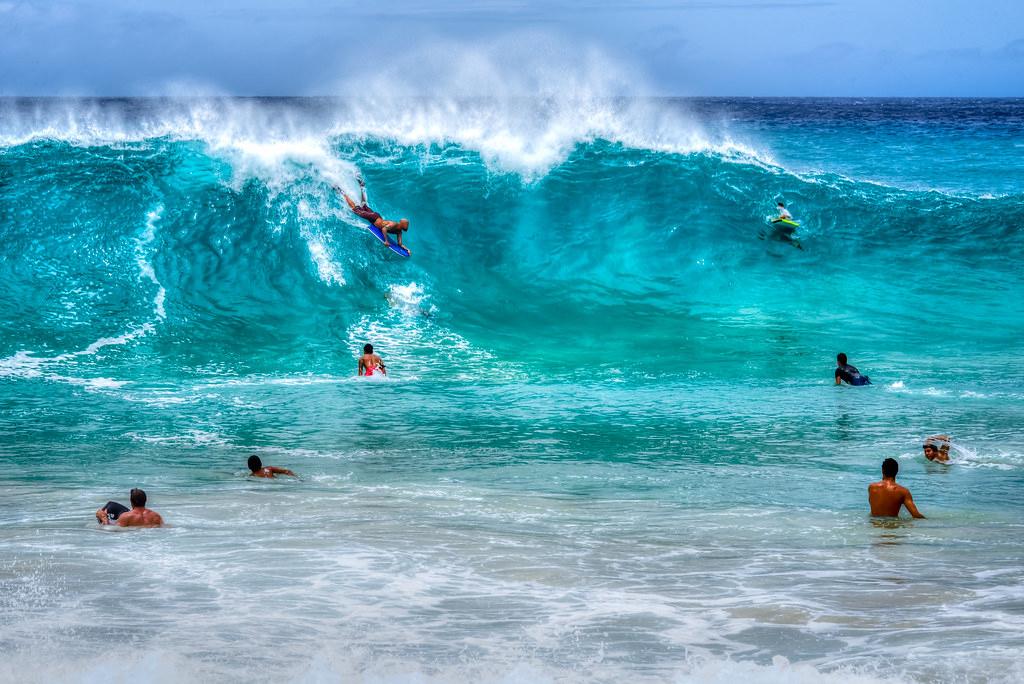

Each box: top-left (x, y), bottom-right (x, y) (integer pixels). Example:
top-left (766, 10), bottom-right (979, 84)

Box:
top-left (247, 455), bottom-right (262, 472)
top-left (837, 352), bottom-right (848, 365)
top-left (881, 458), bottom-right (899, 478)
top-left (923, 443), bottom-right (937, 451)
top-left (130, 488), bottom-right (147, 508)
top-left (363, 343), bottom-right (373, 354)
top-left (777, 201), bottom-right (785, 207)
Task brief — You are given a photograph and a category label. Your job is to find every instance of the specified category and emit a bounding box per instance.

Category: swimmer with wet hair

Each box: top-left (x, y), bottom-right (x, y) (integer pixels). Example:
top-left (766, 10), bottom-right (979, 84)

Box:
top-left (96, 488), bottom-right (164, 527)
top-left (923, 435), bottom-right (952, 463)
top-left (247, 455), bottom-right (296, 479)
top-left (868, 458), bottom-right (925, 518)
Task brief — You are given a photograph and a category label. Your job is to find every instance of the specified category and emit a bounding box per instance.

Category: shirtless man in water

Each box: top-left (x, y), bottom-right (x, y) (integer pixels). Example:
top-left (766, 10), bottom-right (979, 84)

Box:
top-left (358, 343), bottom-right (386, 377)
top-left (247, 455), bottom-right (296, 479)
top-left (96, 488), bottom-right (164, 527)
top-left (337, 179), bottom-right (410, 254)
top-left (869, 458), bottom-right (925, 518)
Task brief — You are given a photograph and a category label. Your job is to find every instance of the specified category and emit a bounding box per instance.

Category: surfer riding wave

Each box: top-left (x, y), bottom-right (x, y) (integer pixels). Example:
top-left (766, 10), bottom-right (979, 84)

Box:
top-left (337, 179), bottom-right (411, 254)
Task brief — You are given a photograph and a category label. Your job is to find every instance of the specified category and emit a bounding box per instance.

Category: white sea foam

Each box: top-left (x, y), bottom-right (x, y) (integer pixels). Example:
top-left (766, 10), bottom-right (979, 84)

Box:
top-left (0, 639), bottom-right (929, 684)
top-left (0, 325), bottom-right (151, 380)
top-left (386, 282), bottom-right (435, 317)
top-left (300, 213), bottom-right (346, 287)
top-left (125, 429), bottom-right (230, 447)
top-left (0, 37), bottom-right (773, 179)
top-left (0, 205), bottom-right (174, 387)
top-left (136, 206), bottom-right (168, 319)
top-left (947, 443), bottom-right (1024, 471)
top-left (346, 309), bottom-right (526, 383)
top-left (7, 645), bottom-right (1013, 684)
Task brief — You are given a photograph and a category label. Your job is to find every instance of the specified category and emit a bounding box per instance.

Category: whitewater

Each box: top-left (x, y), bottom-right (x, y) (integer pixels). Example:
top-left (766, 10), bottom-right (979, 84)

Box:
top-left (1, 95), bottom-right (1023, 684)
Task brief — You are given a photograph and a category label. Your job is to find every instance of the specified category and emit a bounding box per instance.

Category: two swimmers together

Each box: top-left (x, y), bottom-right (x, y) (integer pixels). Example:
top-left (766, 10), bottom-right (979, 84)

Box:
top-left (96, 456), bottom-right (297, 528)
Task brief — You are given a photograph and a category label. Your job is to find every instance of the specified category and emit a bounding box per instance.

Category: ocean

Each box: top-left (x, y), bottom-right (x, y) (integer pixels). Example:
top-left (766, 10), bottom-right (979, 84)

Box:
top-left (1, 96), bottom-right (1022, 683)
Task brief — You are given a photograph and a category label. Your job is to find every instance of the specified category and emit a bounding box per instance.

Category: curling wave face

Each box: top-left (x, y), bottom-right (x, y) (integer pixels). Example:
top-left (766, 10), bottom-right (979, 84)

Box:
top-left (1, 97), bottom-right (1022, 386)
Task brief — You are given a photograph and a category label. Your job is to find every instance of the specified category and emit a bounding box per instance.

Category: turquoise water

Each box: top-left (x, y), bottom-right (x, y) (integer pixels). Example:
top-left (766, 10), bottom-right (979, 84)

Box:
top-left (1, 97), bottom-right (1023, 683)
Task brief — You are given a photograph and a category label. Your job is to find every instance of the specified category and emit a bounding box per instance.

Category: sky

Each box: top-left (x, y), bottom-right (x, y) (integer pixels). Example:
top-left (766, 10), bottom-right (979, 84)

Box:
top-left (0, 0), bottom-right (1022, 96)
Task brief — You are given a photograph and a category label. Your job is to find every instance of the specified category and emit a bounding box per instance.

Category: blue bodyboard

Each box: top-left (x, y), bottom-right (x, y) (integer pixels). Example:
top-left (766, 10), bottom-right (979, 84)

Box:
top-left (366, 223), bottom-right (410, 257)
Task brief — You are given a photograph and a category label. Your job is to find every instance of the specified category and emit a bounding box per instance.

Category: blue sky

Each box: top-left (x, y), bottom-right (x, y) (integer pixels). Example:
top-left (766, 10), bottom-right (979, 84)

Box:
top-left (1, 0), bottom-right (1022, 96)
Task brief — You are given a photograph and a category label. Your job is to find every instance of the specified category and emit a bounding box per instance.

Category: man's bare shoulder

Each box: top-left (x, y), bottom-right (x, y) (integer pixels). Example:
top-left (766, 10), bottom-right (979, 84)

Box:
top-left (119, 509), bottom-right (163, 527)
top-left (137, 510), bottom-right (163, 526)
top-left (870, 479), bottom-right (906, 490)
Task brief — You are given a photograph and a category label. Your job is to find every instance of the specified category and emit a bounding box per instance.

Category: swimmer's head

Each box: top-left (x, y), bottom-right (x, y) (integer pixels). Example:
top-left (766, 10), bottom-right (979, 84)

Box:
top-left (247, 455), bottom-right (262, 472)
top-left (881, 458), bottom-right (899, 478)
top-left (837, 352), bottom-right (848, 365)
top-left (363, 343), bottom-right (373, 354)
top-left (130, 488), bottom-right (147, 508)
top-left (777, 202), bottom-right (785, 207)
top-left (398, 218), bottom-right (409, 231)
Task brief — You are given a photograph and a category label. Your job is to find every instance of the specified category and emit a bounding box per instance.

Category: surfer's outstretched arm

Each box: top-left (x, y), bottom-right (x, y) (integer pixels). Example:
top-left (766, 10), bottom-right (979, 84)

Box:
top-left (336, 187), bottom-right (358, 211)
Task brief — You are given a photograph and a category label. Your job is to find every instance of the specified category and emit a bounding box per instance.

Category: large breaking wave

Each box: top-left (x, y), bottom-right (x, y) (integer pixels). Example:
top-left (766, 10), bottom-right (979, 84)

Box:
top-left (1, 96), bottom-right (1021, 387)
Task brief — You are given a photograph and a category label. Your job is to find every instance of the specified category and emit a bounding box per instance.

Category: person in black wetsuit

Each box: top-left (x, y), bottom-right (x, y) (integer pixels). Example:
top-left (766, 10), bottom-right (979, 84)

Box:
top-left (834, 352), bottom-right (871, 386)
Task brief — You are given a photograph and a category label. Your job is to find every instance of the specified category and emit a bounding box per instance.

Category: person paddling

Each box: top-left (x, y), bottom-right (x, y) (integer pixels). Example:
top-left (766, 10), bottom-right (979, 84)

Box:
top-left (835, 353), bottom-right (871, 386)
top-left (247, 455), bottom-right (296, 479)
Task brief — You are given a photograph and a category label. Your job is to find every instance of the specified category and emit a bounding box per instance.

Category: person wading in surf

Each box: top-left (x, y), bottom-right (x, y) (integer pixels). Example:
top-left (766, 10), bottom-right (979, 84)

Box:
top-left (336, 179), bottom-right (410, 254)
top-left (358, 343), bottom-right (386, 377)
top-left (96, 488), bottom-right (164, 527)
top-left (868, 458), bottom-right (925, 518)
